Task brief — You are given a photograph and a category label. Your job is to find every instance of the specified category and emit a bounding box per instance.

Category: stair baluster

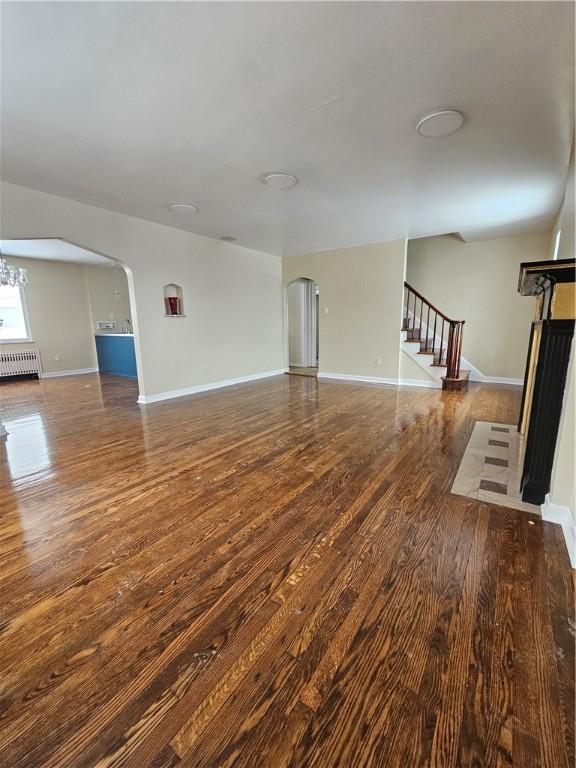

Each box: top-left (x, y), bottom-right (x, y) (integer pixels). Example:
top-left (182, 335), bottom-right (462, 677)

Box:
top-left (403, 282), bottom-right (468, 391)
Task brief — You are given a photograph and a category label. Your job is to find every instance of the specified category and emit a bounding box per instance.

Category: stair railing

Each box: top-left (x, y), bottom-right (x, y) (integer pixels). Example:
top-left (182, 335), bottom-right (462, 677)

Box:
top-left (403, 282), bottom-right (465, 382)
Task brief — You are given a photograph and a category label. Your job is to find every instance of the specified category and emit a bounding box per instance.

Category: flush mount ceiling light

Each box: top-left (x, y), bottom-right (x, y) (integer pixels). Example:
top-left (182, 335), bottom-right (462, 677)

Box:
top-left (260, 172), bottom-right (298, 190)
top-left (168, 203), bottom-right (199, 215)
top-left (219, 235), bottom-right (237, 242)
top-left (416, 110), bottom-right (465, 137)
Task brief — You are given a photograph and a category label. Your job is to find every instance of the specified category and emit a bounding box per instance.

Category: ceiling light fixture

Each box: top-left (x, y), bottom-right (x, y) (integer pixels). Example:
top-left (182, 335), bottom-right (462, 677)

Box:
top-left (169, 203), bottom-right (199, 215)
top-left (260, 172), bottom-right (298, 190)
top-left (219, 235), bottom-right (237, 242)
top-left (416, 110), bottom-right (465, 137)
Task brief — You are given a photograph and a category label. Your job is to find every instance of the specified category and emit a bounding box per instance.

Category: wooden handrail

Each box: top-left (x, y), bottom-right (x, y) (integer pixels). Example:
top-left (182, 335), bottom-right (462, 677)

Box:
top-left (403, 282), bottom-right (464, 324)
top-left (403, 281), bottom-right (465, 385)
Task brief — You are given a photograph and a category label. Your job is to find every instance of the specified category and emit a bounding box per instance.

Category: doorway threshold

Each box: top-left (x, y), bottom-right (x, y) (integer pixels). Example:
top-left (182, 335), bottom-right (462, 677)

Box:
top-left (287, 367), bottom-right (318, 378)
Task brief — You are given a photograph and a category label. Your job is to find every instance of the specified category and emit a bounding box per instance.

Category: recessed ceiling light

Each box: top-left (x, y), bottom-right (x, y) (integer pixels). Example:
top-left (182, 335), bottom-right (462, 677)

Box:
top-left (219, 235), bottom-right (237, 242)
top-left (169, 203), bottom-right (199, 215)
top-left (260, 172), bottom-right (298, 190)
top-left (416, 110), bottom-right (465, 137)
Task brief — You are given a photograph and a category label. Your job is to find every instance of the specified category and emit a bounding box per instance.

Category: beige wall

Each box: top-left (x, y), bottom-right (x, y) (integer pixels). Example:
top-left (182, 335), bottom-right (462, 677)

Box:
top-left (1, 182), bottom-right (284, 399)
top-left (406, 233), bottom-right (549, 380)
top-left (283, 240), bottom-right (406, 380)
top-left (84, 264), bottom-right (132, 333)
top-left (0, 256), bottom-right (97, 374)
top-left (550, 145), bottom-right (575, 261)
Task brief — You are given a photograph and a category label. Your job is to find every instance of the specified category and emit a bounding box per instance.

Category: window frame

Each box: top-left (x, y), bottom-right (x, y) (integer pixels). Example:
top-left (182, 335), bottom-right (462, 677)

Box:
top-left (0, 284), bottom-right (33, 343)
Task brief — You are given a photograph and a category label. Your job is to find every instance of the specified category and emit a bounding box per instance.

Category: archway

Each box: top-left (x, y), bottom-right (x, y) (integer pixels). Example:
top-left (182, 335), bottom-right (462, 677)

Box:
top-left (287, 277), bottom-right (319, 378)
top-left (0, 237), bottom-right (144, 402)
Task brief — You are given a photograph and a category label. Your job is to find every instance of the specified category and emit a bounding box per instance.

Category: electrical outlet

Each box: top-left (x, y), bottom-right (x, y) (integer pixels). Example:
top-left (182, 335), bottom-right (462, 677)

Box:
top-left (54, 354), bottom-right (61, 361)
top-left (323, 306), bottom-right (329, 314)
top-left (375, 358), bottom-right (383, 366)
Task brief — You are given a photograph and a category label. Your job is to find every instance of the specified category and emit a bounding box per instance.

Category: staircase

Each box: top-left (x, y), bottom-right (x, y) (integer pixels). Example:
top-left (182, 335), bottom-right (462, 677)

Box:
top-left (401, 282), bottom-right (469, 391)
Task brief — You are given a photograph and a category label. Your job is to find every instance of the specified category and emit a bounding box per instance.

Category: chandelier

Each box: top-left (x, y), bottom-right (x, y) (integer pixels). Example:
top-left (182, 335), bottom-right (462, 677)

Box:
top-left (0, 252), bottom-right (28, 287)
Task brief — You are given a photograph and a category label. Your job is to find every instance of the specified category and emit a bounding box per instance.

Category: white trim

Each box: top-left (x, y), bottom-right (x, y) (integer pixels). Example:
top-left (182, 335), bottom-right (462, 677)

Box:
top-left (41, 367), bottom-right (99, 378)
top-left (318, 372), bottom-right (399, 386)
top-left (318, 372), bottom-right (446, 389)
top-left (137, 369), bottom-right (285, 405)
top-left (541, 494), bottom-right (576, 569)
top-left (398, 378), bottom-right (442, 389)
top-left (480, 376), bottom-right (523, 386)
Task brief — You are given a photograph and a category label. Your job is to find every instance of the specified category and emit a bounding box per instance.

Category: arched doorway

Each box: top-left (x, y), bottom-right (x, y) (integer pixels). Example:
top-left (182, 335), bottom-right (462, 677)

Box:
top-left (287, 277), bottom-right (319, 378)
top-left (0, 237), bottom-right (143, 401)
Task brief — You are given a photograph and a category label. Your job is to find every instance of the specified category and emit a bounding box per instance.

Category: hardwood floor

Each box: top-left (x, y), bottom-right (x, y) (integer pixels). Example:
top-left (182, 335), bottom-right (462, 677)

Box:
top-left (0, 373), bottom-right (573, 767)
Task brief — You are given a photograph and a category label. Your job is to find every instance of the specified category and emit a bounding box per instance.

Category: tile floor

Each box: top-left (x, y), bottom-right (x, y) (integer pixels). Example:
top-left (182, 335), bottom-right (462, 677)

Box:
top-left (451, 421), bottom-right (541, 515)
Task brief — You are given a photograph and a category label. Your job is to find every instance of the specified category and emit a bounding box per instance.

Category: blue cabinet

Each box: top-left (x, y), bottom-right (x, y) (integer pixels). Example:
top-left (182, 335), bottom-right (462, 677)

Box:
top-left (95, 335), bottom-right (137, 378)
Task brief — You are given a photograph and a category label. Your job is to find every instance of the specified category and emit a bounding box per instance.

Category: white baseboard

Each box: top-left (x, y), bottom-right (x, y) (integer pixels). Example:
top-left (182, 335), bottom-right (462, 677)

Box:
top-left (41, 367), bottom-right (99, 379)
top-left (318, 372), bottom-right (447, 389)
top-left (318, 372), bottom-right (399, 386)
top-left (137, 369), bottom-right (285, 405)
top-left (481, 376), bottom-right (524, 386)
top-left (398, 378), bottom-right (441, 389)
top-left (541, 494), bottom-right (576, 569)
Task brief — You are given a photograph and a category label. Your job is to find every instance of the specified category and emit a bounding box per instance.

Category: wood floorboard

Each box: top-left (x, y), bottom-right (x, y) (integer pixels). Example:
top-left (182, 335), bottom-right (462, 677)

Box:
top-left (0, 373), bottom-right (573, 767)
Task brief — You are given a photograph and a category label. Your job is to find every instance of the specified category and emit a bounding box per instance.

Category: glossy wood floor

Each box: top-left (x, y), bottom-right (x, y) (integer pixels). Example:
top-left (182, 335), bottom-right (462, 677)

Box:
top-left (0, 374), bottom-right (573, 768)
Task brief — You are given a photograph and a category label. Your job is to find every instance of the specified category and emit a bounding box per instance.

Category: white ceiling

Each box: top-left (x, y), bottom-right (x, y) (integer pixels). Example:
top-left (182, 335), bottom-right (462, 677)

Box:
top-left (1, 2), bottom-right (573, 256)
top-left (0, 239), bottom-right (116, 267)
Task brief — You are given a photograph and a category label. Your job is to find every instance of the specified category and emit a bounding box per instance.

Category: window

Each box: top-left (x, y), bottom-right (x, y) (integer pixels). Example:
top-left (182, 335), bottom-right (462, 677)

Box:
top-left (0, 285), bottom-right (32, 342)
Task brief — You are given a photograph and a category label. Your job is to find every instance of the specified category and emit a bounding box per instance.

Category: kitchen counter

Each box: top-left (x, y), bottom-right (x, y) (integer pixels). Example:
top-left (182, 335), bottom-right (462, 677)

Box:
top-left (95, 334), bottom-right (137, 378)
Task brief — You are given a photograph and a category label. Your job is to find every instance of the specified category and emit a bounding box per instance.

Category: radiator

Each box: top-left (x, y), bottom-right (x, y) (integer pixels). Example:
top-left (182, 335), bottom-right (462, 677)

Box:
top-left (0, 350), bottom-right (42, 378)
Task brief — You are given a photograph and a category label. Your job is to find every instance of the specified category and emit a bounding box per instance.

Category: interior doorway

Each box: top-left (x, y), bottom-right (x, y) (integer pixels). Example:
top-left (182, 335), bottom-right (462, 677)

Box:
top-left (287, 277), bottom-right (319, 378)
top-left (0, 237), bottom-right (142, 397)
